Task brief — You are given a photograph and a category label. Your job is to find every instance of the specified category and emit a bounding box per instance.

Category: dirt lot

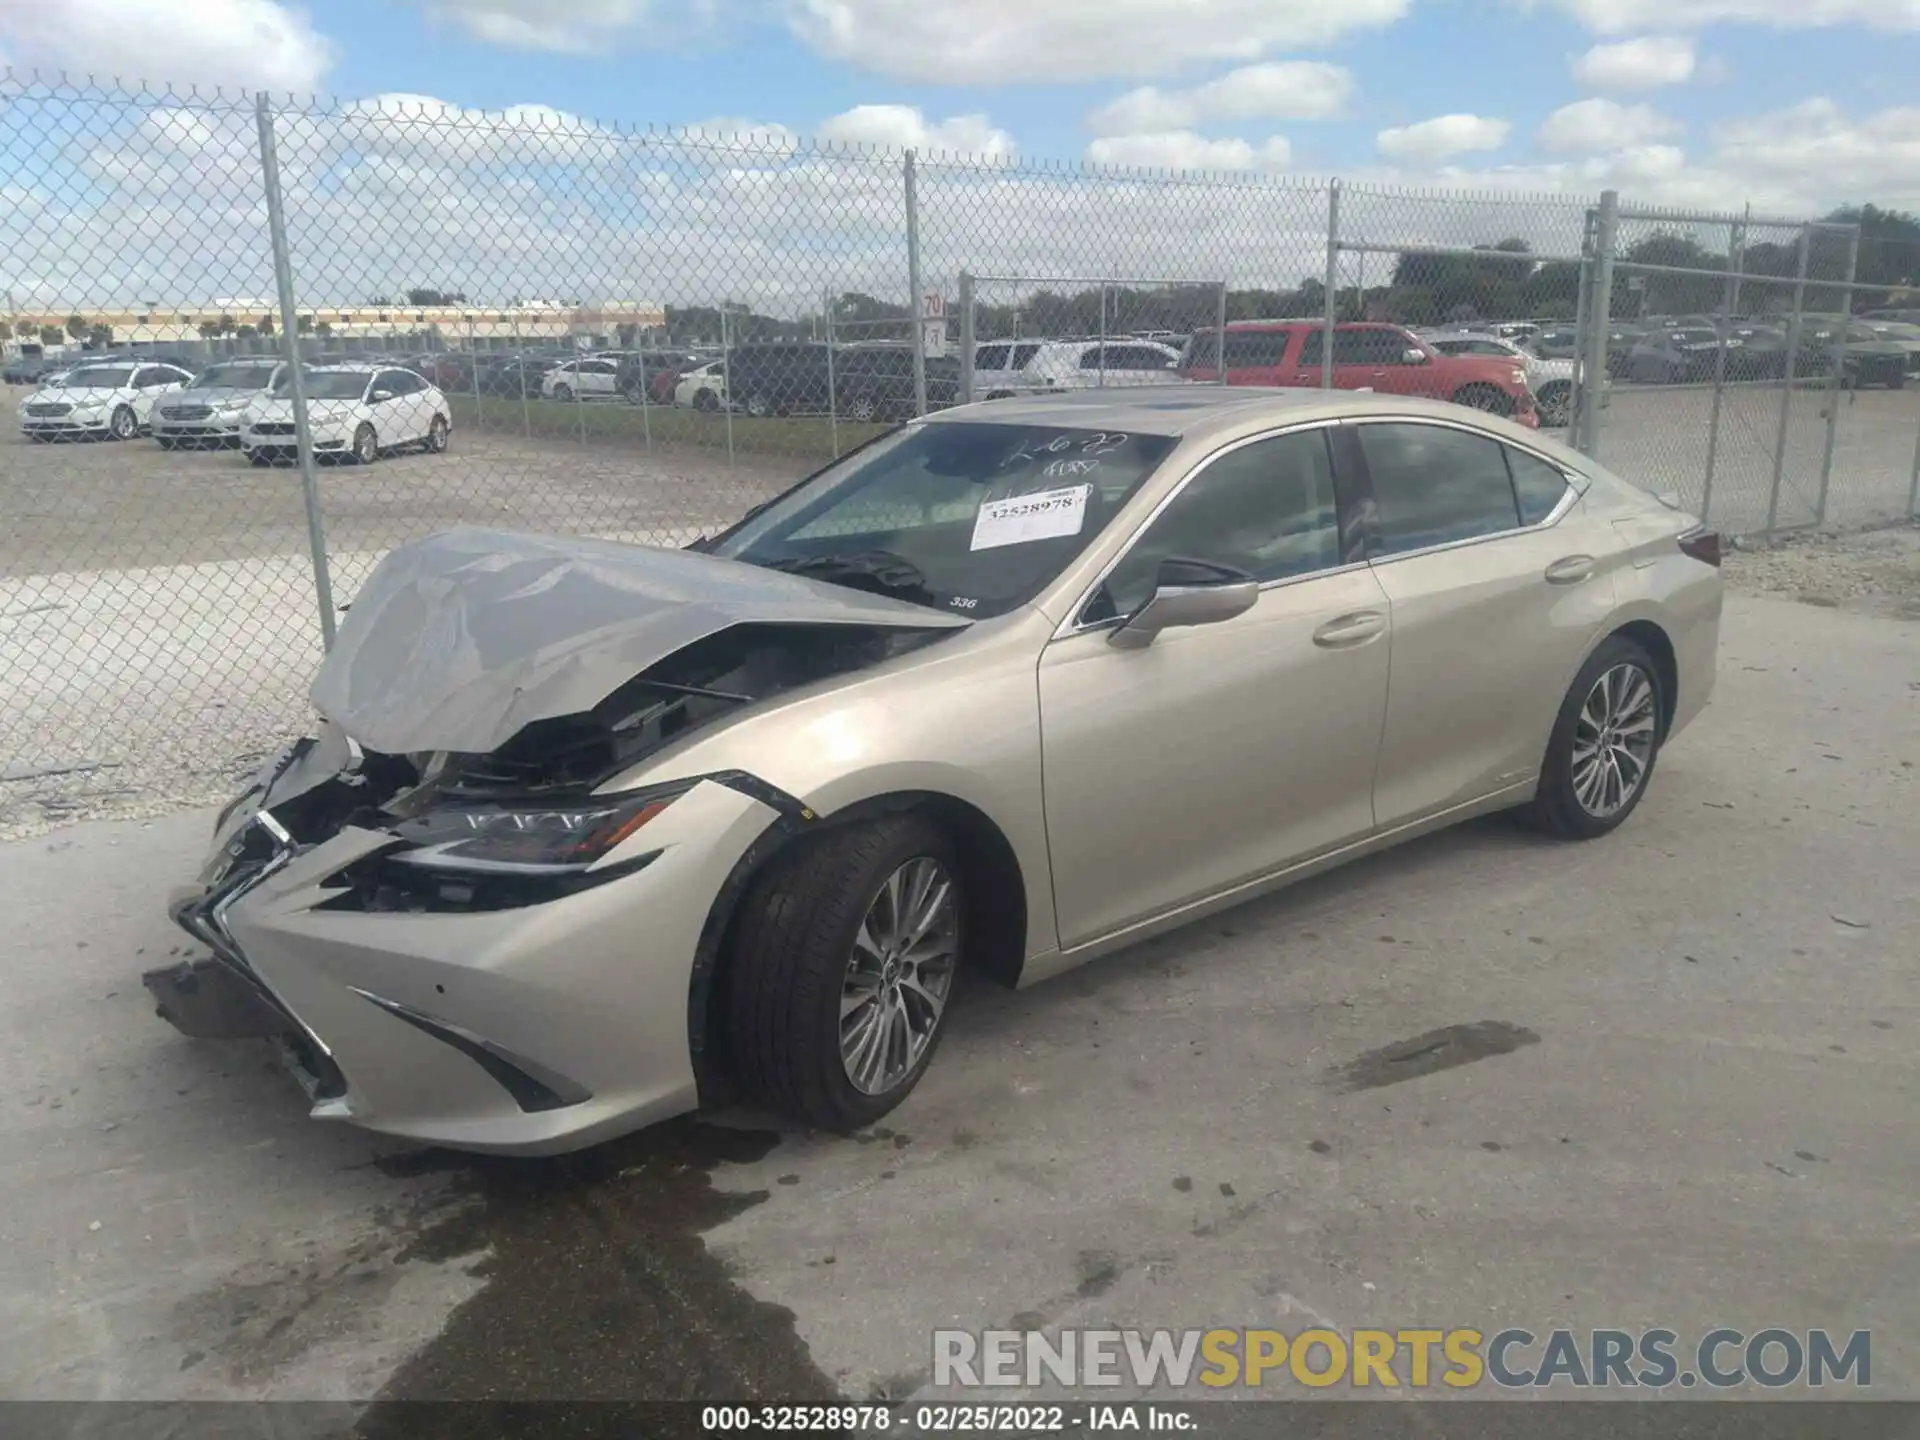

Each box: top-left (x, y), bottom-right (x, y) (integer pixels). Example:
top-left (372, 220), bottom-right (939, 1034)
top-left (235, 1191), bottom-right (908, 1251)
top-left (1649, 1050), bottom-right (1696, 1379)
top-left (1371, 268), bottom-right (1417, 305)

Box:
top-left (1, 587), bottom-right (1915, 1414)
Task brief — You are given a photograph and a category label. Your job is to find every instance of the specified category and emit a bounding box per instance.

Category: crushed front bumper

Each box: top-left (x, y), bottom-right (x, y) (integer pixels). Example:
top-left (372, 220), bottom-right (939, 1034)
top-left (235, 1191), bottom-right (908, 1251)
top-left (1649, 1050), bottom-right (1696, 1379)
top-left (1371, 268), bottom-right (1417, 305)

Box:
top-left (155, 761), bottom-right (785, 1154)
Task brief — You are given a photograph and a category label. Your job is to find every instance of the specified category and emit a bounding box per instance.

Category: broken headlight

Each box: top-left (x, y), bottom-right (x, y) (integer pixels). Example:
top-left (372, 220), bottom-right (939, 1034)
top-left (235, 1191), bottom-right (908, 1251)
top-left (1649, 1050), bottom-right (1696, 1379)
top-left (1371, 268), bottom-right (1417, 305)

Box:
top-left (387, 781), bottom-right (693, 877)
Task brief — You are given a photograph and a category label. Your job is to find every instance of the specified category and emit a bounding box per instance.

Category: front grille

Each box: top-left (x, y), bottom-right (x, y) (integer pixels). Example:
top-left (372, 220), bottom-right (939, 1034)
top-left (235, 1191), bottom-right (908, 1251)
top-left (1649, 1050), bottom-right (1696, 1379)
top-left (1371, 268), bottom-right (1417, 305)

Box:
top-left (251, 421), bottom-right (295, 435)
top-left (26, 402), bottom-right (71, 417)
top-left (164, 404), bottom-right (213, 420)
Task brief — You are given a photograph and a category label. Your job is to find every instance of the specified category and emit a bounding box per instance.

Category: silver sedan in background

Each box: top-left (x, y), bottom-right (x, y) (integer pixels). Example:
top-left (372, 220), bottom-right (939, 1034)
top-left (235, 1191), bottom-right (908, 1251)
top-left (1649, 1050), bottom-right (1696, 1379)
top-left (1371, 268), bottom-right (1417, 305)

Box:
top-left (150, 387), bottom-right (1722, 1154)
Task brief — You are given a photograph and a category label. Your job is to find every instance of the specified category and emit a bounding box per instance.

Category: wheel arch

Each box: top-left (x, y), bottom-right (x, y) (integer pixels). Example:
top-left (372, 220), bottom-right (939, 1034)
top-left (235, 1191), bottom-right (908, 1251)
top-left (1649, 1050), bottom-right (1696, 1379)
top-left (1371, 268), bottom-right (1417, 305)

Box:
top-left (685, 786), bottom-right (1030, 1106)
top-left (1607, 617), bottom-right (1679, 738)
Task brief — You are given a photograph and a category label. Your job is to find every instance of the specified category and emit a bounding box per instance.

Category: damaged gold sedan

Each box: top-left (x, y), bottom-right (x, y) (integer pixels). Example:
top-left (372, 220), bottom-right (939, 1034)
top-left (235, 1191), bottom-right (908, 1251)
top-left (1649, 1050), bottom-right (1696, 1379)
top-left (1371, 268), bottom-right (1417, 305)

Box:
top-left (149, 387), bottom-right (1722, 1154)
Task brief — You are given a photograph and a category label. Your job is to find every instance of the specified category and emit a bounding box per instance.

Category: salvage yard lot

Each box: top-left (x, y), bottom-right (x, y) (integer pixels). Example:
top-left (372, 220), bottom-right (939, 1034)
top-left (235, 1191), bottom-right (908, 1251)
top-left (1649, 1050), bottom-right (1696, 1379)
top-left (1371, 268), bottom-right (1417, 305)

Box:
top-left (1, 586), bottom-right (1916, 1407)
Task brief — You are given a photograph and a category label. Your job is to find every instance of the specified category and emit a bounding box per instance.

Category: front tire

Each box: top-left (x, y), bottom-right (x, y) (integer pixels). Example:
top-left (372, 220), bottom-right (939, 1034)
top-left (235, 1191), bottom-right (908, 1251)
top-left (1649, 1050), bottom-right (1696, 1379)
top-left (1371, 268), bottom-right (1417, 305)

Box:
top-left (845, 394), bottom-right (878, 423)
top-left (693, 388), bottom-right (719, 412)
top-left (1525, 636), bottom-right (1664, 840)
top-left (424, 414), bottom-right (450, 453)
top-left (155, 436), bottom-right (178, 451)
top-left (744, 391), bottom-right (773, 418)
top-left (108, 405), bottom-right (136, 441)
top-left (1536, 381), bottom-right (1572, 428)
top-left (724, 814), bottom-right (964, 1130)
top-left (351, 424), bottom-right (377, 465)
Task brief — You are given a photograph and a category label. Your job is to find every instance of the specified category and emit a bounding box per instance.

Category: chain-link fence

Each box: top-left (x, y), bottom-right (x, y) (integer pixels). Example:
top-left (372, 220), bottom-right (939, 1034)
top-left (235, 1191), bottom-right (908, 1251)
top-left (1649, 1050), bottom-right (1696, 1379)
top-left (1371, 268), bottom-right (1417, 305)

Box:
top-left (3, 72), bottom-right (1918, 830)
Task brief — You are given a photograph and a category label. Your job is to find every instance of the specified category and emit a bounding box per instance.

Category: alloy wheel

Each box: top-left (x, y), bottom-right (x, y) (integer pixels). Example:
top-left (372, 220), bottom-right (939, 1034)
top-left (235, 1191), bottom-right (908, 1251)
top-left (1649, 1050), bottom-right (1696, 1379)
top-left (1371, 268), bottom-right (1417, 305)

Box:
top-left (1572, 662), bottom-right (1658, 819)
top-left (839, 856), bottom-right (959, 1096)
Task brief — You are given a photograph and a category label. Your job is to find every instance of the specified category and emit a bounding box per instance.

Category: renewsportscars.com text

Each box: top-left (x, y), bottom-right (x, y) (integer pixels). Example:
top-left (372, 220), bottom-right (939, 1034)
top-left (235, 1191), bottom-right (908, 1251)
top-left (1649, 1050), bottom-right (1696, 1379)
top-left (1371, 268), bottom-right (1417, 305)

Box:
top-left (933, 1326), bottom-right (1871, 1390)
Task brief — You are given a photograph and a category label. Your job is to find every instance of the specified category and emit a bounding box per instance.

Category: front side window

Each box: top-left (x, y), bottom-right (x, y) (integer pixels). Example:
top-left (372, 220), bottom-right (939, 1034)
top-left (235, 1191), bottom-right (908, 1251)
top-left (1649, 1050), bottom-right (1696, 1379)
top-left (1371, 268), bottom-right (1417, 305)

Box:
top-left (710, 422), bottom-right (1178, 619)
top-left (1358, 423), bottom-right (1522, 556)
top-left (1093, 428), bottom-right (1342, 619)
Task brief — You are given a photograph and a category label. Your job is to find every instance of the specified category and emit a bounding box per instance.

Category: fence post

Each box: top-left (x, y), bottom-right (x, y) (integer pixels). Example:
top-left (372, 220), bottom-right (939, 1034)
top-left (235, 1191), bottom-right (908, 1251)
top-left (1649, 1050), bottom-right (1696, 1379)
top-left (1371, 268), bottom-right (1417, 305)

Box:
top-left (903, 149), bottom-right (928, 418)
top-left (959, 272), bottom-right (976, 404)
top-left (254, 92), bottom-right (336, 652)
top-left (1700, 207), bottom-right (1748, 527)
top-left (1214, 281), bottom-right (1228, 384)
top-left (1579, 190), bottom-right (1619, 460)
top-left (720, 305), bottom-right (736, 464)
top-left (1907, 419), bottom-right (1920, 520)
top-left (1814, 224), bottom-right (1860, 527)
top-left (823, 290), bottom-right (840, 457)
top-left (1097, 283), bottom-right (1108, 388)
top-left (1320, 179), bottom-right (1341, 390)
top-left (1569, 246), bottom-right (1591, 447)
top-left (1764, 224), bottom-right (1813, 541)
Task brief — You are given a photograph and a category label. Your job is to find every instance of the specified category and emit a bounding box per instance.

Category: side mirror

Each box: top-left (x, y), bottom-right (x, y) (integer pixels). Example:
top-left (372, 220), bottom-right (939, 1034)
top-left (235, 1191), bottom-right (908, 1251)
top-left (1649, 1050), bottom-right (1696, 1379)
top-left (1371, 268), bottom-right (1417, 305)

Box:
top-left (1110, 557), bottom-right (1259, 649)
top-left (1402, 347), bottom-right (1429, 365)
top-left (369, 388), bottom-right (393, 403)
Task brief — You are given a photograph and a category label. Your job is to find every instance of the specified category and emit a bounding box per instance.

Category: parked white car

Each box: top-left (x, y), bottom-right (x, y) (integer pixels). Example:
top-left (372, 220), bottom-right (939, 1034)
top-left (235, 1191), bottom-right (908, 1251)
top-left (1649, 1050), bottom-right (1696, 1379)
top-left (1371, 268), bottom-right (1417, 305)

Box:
top-left (18, 361), bottom-right (192, 441)
top-left (540, 356), bottom-right (622, 402)
top-left (242, 365), bottom-right (450, 466)
top-left (151, 358), bottom-right (286, 449)
top-left (673, 360), bottom-right (729, 411)
top-left (971, 339), bottom-right (1184, 397)
top-left (1422, 331), bottom-right (1579, 428)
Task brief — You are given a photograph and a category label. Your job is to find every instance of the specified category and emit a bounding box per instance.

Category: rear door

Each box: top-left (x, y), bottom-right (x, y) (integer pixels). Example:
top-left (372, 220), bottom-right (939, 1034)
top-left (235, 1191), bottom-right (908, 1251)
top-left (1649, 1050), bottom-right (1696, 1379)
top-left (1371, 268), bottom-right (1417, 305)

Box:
top-left (1222, 328), bottom-right (1292, 385)
top-left (1349, 419), bottom-right (1618, 828)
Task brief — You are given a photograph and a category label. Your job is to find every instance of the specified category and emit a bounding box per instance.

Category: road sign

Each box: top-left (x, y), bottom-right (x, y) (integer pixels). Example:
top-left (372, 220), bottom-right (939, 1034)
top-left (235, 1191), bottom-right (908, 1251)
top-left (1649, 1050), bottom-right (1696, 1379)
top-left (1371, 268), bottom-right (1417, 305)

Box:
top-left (919, 291), bottom-right (947, 358)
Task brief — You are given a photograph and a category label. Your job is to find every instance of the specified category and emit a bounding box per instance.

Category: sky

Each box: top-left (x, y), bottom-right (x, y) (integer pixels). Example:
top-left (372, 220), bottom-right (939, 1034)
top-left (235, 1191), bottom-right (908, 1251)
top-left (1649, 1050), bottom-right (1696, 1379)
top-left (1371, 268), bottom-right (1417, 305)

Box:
top-left (0, 0), bottom-right (1916, 311)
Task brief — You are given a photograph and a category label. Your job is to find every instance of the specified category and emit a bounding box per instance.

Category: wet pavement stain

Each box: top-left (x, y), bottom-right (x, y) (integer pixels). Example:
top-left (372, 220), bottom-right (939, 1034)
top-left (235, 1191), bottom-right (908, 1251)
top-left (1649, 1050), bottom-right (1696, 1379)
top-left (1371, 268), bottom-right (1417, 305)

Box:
top-left (353, 1118), bottom-right (838, 1436)
top-left (1329, 1021), bottom-right (1541, 1092)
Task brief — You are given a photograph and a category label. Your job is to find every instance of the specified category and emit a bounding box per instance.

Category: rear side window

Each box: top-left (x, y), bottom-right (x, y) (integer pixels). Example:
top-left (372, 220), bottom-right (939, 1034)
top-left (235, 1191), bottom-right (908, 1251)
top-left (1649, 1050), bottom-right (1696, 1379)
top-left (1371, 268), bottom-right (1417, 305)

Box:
top-left (974, 342), bottom-right (1041, 371)
top-left (1358, 423), bottom-right (1521, 556)
top-left (1220, 331), bottom-right (1291, 367)
top-left (1505, 447), bottom-right (1569, 525)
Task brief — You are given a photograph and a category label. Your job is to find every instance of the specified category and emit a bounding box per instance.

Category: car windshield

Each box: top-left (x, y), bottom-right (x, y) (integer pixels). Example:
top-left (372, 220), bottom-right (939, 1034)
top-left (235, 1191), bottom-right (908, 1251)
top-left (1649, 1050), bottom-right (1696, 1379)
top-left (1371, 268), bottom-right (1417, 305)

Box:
top-left (276, 369), bottom-right (372, 399)
top-left (710, 421), bottom-right (1178, 619)
top-left (191, 363), bottom-right (277, 390)
top-left (62, 367), bottom-right (134, 388)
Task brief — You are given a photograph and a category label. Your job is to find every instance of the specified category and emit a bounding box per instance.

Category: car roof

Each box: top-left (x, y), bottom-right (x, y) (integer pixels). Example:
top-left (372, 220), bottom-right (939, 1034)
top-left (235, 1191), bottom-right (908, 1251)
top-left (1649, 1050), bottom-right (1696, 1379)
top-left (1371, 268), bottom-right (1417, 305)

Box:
top-left (924, 384), bottom-right (1527, 442)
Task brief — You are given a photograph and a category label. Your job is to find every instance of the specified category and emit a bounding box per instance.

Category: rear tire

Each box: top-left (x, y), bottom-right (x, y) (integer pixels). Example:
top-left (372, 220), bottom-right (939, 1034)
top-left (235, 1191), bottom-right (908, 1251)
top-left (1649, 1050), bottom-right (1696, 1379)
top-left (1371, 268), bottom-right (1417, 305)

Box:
top-left (1536, 382), bottom-right (1572, 428)
top-left (723, 813), bottom-right (964, 1131)
top-left (247, 449), bottom-right (270, 467)
top-left (553, 384), bottom-right (573, 403)
top-left (155, 437), bottom-right (178, 451)
top-left (845, 394), bottom-right (878, 423)
top-left (1524, 635), bottom-right (1665, 841)
top-left (694, 389), bottom-right (719, 412)
top-left (744, 391), bottom-right (773, 418)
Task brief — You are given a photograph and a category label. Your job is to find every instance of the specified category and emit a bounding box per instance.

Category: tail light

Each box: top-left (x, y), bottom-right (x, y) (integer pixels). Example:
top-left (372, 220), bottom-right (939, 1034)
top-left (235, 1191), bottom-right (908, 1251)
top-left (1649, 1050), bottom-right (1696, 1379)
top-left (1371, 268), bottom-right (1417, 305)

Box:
top-left (1678, 528), bottom-right (1723, 567)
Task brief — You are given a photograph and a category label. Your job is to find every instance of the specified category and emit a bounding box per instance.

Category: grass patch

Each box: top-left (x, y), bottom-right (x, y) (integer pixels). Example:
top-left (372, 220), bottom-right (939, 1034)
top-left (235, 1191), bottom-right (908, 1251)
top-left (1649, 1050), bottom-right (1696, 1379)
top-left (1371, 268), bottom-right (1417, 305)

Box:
top-left (447, 394), bottom-right (888, 462)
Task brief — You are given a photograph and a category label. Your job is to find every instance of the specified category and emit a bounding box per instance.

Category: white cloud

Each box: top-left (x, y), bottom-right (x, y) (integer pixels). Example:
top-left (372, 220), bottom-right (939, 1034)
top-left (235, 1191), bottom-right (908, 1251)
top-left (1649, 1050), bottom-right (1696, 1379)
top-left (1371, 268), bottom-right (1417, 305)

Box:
top-left (1086, 62), bottom-right (1353, 135)
top-left (1538, 98), bottom-right (1682, 152)
top-left (0, 0), bottom-right (335, 92)
top-left (1571, 36), bottom-right (1697, 88)
top-left (815, 105), bottom-right (1016, 158)
top-left (1551, 0), bottom-right (1920, 33)
top-left (1375, 114), bottom-right (1510, 163)
top-left (1086, 131), bottom-right (1292, 171)
top-left (421, 0), bottom-right (661, 52)
top-left (783, 0), bottom-right (1407, 83)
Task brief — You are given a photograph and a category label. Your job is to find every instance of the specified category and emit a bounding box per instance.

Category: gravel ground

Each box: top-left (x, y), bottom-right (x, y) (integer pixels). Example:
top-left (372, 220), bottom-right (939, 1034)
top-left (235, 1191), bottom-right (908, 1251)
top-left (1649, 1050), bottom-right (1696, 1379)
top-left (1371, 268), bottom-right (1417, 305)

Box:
top-left (4, 592), bottom-right (1916, 1408)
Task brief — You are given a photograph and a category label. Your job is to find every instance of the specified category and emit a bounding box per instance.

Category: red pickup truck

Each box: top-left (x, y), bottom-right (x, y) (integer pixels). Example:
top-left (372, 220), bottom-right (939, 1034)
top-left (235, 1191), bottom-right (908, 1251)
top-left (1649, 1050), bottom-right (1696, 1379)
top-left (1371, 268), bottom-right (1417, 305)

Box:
top-left (1178, 320), bottom-right (1539, 427)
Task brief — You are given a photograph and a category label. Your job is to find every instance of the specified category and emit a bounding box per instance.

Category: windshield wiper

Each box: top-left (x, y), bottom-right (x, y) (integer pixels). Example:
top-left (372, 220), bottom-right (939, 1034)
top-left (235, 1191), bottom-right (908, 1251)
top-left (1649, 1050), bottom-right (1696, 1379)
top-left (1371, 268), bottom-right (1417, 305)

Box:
top-left (764, 549), bottom-right (934, 604)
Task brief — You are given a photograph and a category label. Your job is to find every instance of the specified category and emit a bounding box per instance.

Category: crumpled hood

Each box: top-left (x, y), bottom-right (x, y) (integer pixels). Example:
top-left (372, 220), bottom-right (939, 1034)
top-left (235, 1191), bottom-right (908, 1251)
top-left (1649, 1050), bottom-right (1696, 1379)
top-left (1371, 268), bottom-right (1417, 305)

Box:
top-left (310, 527), bottom-right (969, 755)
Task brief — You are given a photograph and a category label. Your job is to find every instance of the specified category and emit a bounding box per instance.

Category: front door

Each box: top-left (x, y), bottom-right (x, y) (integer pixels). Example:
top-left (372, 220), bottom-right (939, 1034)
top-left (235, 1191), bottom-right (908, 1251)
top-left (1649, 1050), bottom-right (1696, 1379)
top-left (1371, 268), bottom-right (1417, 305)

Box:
top-left (1039, 424), bottom-right (1391, 949)
top-left (1349, 420), bottom-right (1620, 827)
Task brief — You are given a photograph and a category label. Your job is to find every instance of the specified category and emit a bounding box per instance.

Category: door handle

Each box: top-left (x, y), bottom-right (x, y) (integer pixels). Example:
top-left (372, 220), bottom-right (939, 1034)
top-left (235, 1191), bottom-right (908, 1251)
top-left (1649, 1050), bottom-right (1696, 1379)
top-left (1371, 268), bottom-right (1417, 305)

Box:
top-left (1312, 610), bottom-right (1387, 647)
top-left (1545, 555), bottom-right (1596, 585)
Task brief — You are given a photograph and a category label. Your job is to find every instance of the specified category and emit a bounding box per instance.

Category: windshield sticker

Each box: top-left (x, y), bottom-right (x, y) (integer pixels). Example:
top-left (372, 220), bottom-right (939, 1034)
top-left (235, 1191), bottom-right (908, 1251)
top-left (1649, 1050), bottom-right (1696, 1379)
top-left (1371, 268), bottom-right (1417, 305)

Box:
top-left (970, 483), bottom-right (1092, 551)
